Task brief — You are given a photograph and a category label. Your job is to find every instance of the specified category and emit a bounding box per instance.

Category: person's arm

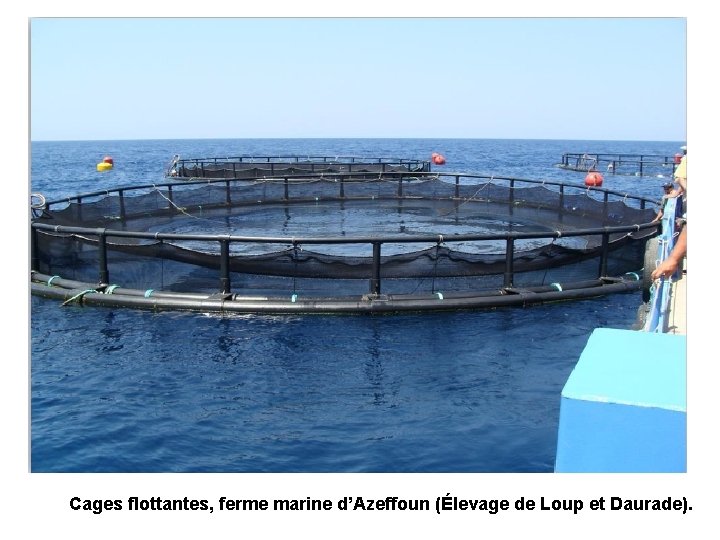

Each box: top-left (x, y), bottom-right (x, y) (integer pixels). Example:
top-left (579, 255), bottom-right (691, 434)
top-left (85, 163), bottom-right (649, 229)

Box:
top-left (651, 226), bottom-right (687, 280)
top-left (675, 178), bottom-right (686, 197)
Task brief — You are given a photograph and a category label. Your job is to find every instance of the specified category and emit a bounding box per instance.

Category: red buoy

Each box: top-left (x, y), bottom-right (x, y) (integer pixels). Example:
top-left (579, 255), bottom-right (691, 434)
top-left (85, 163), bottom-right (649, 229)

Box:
top-left (431, 152), bottom-right (446, 165)
top-left (585, 172), bottom-right (603, 187)
top-left (673, 153), bottom-right (682, 164)
top-left (103, 156), bottom-right (114, 165)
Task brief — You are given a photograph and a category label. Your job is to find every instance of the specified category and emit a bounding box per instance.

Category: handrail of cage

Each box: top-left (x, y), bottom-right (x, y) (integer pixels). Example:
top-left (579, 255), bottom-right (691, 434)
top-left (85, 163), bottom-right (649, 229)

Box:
top-left (38, 171), bottom-right (657, 211)
top-left (173, 155), bottom-right (433, 171)
top-left (31, 220), bottom-right (660, 246)
top-left (31, 217), bottom-right (660, 300)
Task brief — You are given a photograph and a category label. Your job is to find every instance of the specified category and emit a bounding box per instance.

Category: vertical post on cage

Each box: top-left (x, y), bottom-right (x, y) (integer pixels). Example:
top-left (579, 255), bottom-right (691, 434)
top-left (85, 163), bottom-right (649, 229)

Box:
top-left (603, 191), bottom-right (610, 223)
top-left (97, 229), bottom-right (109, 285)
top-left (504, 237), bottom-right (515, 288)
top-left (118, 189), bottom-right (126, 221)
top-left (370, 242), bottom-right (382, 295)
top-left (284, 177), bottom-right (289, 200)
top-left (219, 238), bottom-right (231, 294)
top-left (598, 232), bottom-right (610, 278)
top-left (455, 175), bottom-right (460, 198)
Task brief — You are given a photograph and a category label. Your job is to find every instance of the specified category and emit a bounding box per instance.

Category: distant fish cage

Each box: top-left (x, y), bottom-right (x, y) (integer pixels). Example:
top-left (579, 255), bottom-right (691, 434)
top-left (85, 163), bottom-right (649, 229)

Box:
top-left (166, 155), bottom-right (433, 180)
top-left (557, 153), bottom-right (679, 178)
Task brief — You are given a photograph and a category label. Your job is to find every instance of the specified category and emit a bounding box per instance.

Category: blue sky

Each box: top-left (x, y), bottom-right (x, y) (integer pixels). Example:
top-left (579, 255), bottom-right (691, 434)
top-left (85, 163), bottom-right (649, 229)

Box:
top-left (30, 17), bottom-right (686, 141)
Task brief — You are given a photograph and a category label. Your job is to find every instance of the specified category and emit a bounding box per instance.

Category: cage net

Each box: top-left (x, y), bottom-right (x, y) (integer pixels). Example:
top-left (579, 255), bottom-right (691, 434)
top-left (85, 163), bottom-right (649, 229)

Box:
top-left (32, 175), bottom-right (657, 304)
top-left (171, 156), bottom-right (431, 179)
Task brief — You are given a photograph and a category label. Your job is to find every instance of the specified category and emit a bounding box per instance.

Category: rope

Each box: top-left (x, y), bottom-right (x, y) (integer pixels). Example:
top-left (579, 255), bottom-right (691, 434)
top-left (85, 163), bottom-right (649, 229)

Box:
top-left (47, 275), bottom-right (61, 286)
top-left (550, 283), bottom-right (562, 292)
top-left (434, 180), bottom-right (491, 217)
top-left (150, 185), bottom-right (243, 228)
top-left (61, 289), bottom-right (97, 306)
top-left (31, 192), bottom-right (48, 218)
top-left (31, 193), bottom-right (46, 208)
top-left (152, 186), bottom-right (195, 218)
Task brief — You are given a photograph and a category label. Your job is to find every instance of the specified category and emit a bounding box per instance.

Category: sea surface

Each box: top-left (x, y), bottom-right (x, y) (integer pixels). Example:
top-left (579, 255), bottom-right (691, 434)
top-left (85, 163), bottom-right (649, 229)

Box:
top-left (30, 138), bottom-right (681, 472)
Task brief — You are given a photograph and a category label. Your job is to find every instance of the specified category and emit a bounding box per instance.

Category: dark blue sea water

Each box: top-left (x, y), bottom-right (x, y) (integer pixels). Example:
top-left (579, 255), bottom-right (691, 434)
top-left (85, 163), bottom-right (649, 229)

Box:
top-left (30, 138), bottom-right (682, 472)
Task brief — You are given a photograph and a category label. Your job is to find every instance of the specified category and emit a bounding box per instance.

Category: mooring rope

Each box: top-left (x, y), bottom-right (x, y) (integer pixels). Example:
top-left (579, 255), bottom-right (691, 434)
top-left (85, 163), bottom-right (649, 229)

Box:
top-left (434, 179), bottom-right (491, 217)
top-left (151, 186), bottom-right (201, 220)
top-left (31, 192), bottom-right (48, 218)
top-left (148, 185), bottom-right (246, 229)
top-left (61, 289), bottom-right (97, 306)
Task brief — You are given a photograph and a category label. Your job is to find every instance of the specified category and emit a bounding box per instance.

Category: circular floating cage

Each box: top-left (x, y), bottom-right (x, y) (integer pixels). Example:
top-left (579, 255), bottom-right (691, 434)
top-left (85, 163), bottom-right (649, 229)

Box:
top-left (556, 152), bottom-right (679, 177)
top-left (167, 154), bottom-right (432, 180)
top-left (31, 167), bottom-right (660, 314)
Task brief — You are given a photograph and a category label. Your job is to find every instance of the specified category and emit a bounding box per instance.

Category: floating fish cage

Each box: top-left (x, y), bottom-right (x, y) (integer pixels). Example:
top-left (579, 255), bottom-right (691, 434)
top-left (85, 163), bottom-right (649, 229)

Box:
top-left (30, 168), bottom-right (661, 314)
top-left (166, 155), bottom-right (432, 180)
top-left (557, 153), bottom-right (679, 178)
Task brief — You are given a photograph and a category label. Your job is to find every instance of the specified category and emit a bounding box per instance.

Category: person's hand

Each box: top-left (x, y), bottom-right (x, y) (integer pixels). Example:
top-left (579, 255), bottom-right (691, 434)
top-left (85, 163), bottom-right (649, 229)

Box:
top-left (651, 258), bottom-right (679, 280)
top-left (650, 227), bottom-right (687, 281)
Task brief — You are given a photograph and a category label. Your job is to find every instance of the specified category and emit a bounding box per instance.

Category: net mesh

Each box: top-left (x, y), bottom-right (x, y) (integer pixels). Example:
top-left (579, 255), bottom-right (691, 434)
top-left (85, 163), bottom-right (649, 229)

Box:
top-left (32, 175), bottom-right (656, 299)
top-left (171, 157), bottom-right (431, 179)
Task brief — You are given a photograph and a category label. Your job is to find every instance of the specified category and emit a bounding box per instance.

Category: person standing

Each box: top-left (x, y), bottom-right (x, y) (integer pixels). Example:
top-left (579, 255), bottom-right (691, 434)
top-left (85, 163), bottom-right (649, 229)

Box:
top-left (674, 145), bottom-right (687, 196)
top-left (652, 182), bottom-right (679, 223)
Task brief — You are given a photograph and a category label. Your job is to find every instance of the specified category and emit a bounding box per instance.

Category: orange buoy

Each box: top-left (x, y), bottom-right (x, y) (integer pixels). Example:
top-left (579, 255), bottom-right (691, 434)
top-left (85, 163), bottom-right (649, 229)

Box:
top-left (103, 156), bottom-right (114, 165)
top-left (431, 152), bottom-right (446, 165)
top-left (584, 171), bottom-right (603, 187)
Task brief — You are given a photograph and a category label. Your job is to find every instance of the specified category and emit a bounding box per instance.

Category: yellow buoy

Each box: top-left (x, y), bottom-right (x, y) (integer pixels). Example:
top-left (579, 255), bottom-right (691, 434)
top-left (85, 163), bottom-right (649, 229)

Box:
top-left (97, 162), bottom-right (113, 172)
